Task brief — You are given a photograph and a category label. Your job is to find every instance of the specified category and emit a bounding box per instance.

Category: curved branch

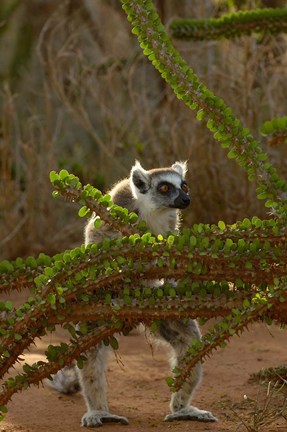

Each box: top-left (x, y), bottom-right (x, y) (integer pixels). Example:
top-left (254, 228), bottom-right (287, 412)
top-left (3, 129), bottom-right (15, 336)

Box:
top-left (0, 325), bottom-right (118, 408)
top-left (169, 8), bottom-right (287, 41)
top-left (121, 0), bottom-right (287, 215)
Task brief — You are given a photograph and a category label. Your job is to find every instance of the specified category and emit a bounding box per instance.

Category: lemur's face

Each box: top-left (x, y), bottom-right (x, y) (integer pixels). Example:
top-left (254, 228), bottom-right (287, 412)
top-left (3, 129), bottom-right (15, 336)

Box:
top-left (130, 161), bottom-right (191, 211)
top-left (151, 172), bottom-right (190, 209)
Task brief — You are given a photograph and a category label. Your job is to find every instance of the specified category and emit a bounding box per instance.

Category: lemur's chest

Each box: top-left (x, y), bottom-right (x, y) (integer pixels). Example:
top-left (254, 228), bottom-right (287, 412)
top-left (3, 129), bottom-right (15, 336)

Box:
top-left (138, 209), bottom-right (178, 236)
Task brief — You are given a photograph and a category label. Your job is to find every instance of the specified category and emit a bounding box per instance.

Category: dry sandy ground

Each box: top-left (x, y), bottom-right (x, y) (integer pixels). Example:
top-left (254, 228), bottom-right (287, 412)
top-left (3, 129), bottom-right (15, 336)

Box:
top-left (1, 321), bottom-right (287, 432)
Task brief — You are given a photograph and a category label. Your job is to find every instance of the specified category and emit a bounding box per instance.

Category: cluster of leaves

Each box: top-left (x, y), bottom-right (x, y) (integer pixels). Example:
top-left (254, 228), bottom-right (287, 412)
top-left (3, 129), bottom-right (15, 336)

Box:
top-left (1, 171), bottom-right (287, 416)
top-left (260, 117), bottom-right (287, 147)
top-left (0, 0), bottom-right (287, 422)
top-left (50, 169), bottom-right (141, 237)
top-left (169, 7), bottom-right (287, 41)
top-left (122, 0), bottom-right (287, 218)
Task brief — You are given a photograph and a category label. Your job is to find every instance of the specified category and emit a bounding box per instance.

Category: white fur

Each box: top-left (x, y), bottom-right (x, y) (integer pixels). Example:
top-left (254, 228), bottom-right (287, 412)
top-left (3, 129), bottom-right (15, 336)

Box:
top-left (129, 160), bottom-right (149, 199)
top-left (139, 206), bottom-right (178, 235)
top-left (155, 172), bottom-right (183, 188)
top-left (172, 161), bottom-right (188, 178)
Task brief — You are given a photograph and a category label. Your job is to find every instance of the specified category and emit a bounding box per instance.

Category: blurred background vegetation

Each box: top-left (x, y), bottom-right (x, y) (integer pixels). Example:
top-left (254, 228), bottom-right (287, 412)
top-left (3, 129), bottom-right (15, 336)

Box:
top-left (0, 0), bottom-right (286, 260)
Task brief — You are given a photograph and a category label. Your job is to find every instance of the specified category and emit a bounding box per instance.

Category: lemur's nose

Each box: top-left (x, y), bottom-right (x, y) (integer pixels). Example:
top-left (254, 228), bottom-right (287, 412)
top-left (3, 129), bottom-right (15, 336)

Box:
top-left (174, 192), bottom-right (191, 209)
top-left (181, 195), bottom-right (191, 207)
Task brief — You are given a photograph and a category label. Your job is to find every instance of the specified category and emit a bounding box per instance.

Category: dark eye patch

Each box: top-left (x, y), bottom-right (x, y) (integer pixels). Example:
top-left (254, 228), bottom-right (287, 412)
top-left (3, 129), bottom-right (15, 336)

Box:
top-left (157, 181), bottom-right (174, 194)
top-left (181, 181), bottom-right (189, 193)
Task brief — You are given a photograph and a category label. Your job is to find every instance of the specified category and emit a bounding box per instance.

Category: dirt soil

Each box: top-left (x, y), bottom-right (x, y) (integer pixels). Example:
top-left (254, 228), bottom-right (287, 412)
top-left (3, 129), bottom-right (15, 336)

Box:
top-left (1, 320), bottom-right (287, 432)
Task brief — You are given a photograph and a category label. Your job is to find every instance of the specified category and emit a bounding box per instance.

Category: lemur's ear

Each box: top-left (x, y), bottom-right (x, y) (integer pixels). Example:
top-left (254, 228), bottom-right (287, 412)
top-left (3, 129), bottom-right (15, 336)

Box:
top-left (172, 161), bottom-right (188, 178)
top-left (130, 161), bottom-right (150, 196)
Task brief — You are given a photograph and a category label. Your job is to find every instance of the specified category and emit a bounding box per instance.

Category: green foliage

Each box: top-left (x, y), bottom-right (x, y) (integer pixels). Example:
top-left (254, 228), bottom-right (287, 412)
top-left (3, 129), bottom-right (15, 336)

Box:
top-left (169, 8), bottom-right (287, 41)
top-left (260, 117), bottom-right (287, 146)
top-left (1, 169), bottom-right (287, 414)
top-left (0, 0), bottom-right (287, 421)
top-left (122, 0), bottom-right (287, 218)
top-left (49, 170), bottom-right (140, 236)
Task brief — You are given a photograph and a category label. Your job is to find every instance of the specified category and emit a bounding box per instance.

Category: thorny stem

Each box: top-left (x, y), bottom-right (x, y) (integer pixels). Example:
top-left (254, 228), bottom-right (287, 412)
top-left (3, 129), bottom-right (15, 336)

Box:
top-left (1, 234), bottom-right (287, 379)
top-left (0, 325), bottom-right (118, 407)
top-left (122, 0), bottom-right (287, 213)
top-left (59, 186), bottom-right (138, 237)
top-left (173, 284), bottom-right (287, 390)
top-left (174, 303), bottom-right (269, 391)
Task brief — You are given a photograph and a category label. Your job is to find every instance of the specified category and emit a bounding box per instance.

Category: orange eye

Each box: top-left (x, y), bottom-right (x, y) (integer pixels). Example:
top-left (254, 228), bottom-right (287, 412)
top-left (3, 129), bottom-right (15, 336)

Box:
top-left (159, 184), bottom-right (170, 193)
top-left (181, 183), bottom-right (189, 193)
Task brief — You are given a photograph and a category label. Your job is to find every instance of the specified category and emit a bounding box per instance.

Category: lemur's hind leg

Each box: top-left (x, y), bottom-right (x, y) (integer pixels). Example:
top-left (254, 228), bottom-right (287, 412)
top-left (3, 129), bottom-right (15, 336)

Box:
top-left (157, 320), bottom-right (217, 423)
top-left (78, 342), bottom-right (129, 427)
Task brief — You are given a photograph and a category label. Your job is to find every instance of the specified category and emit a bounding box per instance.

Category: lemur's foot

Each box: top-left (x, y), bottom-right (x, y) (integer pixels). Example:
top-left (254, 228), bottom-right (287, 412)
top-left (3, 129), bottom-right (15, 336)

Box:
top-left (165, 406), bottom-right (217, 423)
top-left (81, 410), bottom-right (129, 427)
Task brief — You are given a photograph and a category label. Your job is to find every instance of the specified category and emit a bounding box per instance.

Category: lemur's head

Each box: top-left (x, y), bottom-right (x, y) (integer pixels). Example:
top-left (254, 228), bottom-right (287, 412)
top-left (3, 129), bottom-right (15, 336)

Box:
top-left (130, 161), bottom-right (190, 211)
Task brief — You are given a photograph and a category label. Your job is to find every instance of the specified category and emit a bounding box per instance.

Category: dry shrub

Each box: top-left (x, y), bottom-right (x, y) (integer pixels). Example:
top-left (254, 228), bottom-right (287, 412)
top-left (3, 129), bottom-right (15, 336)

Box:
top-left (0, 0), bottom-right (287, 259)
top-left (229, 382), bottom-right (287, 431)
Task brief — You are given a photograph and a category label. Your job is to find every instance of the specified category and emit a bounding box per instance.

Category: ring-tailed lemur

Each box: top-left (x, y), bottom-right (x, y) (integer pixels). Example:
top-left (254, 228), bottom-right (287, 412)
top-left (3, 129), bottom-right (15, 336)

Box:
top-left (48, 161), bottom-right (217, 426)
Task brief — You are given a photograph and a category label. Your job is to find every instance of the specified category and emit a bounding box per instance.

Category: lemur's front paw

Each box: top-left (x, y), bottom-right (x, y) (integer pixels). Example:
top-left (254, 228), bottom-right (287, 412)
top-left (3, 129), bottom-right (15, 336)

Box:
top-left (81, 410), bottom-right (129, 427)
top-left (164, 406), bottom-right (218, 423)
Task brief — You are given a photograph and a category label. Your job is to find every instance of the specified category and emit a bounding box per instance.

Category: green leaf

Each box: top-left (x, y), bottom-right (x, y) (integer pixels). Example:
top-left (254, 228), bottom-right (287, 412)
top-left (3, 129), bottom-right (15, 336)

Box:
top-left (49, 171), bottom-right (59, 182)
top-left (5, 300), bottom-right (13, 311)
top-left (94, 217), bottom-right (102, 229)
top-left (77, 356), bottom-right (85, 369)
top-left (0, 405), bottom-right (8, 414)
top-left (218, 220), bottom-right (226, 230)
top-left (243, 299), bottom-right (251, 308)
top-left (165, 376), bottom-right (175, 387)
top-left (105, 293), bottom-right (112, 304)
top-left (242, 218), bottom-right (251, 229)
top-left (47, 293), bottom-right (56, 305)
top-left (196, 109), bottom-right (206, 121)
top-left (0, 260), bottom-right (14, 273)
top-left (110, 336), bottom-right (119, 350)
top-left (260, 120), bottom-right (274, 136)
top-left (189, 236), bottom-right (197, 247)
top-left (169, 288), bottom-right (176, 298)
top-left (156, 288), bottom-right (164, 298)
top-left (225, 238), bottom-right (233, 248)
top-left (150, 321), bottom-right (159, 332)
top-left (167, 235), bottom-right (175, 247)
top-left (257, 192), bottom-right (267, 200)
top-left (78, 206), bottom-right (90, 218)
top-left (227, 150), bottom-right (237, 159)
top-left (59, 169), bottom-right (69, 180)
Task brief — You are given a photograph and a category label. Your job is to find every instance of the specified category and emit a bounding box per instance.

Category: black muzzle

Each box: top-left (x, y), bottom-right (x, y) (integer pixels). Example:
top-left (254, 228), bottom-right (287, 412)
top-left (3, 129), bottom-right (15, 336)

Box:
top-left (172, 191), bottom-right (191, 209)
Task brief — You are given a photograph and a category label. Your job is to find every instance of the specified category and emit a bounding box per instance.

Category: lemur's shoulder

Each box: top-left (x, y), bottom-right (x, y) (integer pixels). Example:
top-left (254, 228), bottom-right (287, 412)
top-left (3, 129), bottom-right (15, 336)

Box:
top-left (85, 177), bottom-right (134, 245)
top-left (108, 178), bottom-right (138, 213)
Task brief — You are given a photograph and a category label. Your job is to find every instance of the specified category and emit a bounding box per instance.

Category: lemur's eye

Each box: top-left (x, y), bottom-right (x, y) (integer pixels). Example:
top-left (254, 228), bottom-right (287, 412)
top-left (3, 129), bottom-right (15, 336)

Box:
top-left (159, 184), bottom-right (170, 193)
top-left (181, 183), bottom-right (189, 193)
